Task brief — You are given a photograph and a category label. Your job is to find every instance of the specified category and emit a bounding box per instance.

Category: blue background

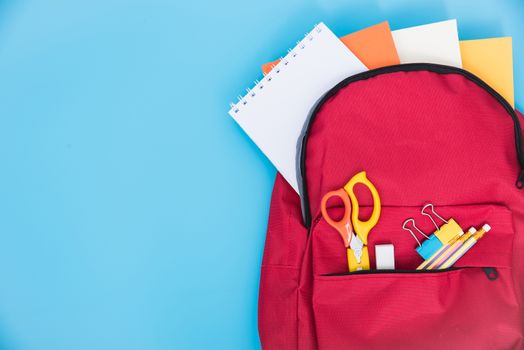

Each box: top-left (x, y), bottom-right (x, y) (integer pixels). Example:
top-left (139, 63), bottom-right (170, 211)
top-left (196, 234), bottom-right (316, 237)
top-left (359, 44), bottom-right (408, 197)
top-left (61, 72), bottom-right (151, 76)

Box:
top-left (0, 0), bottom-right (522, 349)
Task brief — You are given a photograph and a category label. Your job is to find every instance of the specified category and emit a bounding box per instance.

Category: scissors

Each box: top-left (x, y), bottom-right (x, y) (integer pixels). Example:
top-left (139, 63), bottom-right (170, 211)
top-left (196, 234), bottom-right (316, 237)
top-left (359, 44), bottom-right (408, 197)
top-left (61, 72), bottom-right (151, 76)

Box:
top-left (320, 171), bottom-right (381, 272)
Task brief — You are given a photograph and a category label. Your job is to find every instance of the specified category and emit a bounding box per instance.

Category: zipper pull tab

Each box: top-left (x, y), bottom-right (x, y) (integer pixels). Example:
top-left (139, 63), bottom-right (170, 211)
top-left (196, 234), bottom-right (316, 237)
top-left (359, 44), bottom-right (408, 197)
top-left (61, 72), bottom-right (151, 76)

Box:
top-left (483, 267), bottom-right (499, 281)
top-left (517, 169), bottom-right (524, 189)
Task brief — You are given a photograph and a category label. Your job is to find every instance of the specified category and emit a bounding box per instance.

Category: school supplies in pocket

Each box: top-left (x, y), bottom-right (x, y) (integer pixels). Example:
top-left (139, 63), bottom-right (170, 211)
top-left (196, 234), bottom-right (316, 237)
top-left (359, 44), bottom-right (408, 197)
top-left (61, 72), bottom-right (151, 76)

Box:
top-left (418, 226), bottom-right (475, 270)
top-left (320, 171), bottom-right (381, 272)
top-left (401, 203), bottom-right (464, 261)
top-left (402, 217), bottom-right (444, 259)
top-left (438, 224), bottom-right (491, 269)
top-left (375, 244), bottom-right (395, 270)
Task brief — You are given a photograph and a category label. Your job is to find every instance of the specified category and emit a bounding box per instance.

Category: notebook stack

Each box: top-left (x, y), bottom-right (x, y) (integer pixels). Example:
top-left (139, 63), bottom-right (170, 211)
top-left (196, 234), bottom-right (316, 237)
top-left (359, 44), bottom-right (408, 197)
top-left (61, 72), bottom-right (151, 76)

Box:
top-left (229, 19), bottom-right (515, 193)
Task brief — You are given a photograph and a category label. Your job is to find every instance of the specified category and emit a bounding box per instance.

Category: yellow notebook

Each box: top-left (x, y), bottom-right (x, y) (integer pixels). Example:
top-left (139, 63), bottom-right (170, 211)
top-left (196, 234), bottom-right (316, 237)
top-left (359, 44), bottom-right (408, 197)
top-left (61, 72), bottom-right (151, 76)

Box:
top-left (460, 37), bottom-right (514, 107)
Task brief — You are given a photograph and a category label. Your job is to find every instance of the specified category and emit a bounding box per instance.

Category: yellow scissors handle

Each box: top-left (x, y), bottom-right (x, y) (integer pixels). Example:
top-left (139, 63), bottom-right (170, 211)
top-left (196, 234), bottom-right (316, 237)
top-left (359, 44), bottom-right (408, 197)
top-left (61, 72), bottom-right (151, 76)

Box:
top-left (343, 171), bottom-right (381, 245)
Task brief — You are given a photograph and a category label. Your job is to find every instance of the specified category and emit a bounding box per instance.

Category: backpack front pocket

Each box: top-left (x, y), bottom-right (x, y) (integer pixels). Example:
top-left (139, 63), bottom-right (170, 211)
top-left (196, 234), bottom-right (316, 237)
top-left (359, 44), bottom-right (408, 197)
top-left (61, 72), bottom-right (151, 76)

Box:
top-left (312, 267), bottom-right (521, 350)
top-left (309, 204), bottom-right (522, 350)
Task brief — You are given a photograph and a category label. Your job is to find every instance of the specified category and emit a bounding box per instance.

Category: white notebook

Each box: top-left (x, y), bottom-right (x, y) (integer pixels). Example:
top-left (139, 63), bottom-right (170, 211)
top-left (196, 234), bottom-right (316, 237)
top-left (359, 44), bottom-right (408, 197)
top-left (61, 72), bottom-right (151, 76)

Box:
top-left (229, 23), bottom-right (367, 193)
top-left (392, 19), bottom-right (462, 67)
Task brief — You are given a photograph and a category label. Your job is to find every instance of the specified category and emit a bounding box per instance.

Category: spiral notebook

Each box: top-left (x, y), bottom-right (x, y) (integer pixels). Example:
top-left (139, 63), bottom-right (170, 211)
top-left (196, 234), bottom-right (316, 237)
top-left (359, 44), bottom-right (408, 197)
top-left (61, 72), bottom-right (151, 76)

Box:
top-left (229, 23), bottom-right (367, 192)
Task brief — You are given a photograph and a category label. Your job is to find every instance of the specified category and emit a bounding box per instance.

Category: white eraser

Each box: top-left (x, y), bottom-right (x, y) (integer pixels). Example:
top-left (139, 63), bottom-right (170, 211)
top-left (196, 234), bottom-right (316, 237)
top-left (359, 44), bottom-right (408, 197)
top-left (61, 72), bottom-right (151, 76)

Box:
top-left (483, 224), bottom-right (491, 232)
top-left (375, 244), bottom-right (395, 270)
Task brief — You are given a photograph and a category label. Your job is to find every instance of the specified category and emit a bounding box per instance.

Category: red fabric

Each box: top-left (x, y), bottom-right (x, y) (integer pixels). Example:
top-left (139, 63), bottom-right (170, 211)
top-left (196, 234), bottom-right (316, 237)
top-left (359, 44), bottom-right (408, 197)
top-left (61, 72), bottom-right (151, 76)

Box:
top-left (259, 70), bottom-right (524, 349)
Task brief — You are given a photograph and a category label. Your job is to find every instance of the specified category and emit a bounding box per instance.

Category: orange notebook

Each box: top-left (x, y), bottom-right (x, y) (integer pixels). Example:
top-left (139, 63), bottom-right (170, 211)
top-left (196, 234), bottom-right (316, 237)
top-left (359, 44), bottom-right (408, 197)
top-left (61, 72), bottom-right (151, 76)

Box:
top-left (262, 22), bottom-right (400, 74)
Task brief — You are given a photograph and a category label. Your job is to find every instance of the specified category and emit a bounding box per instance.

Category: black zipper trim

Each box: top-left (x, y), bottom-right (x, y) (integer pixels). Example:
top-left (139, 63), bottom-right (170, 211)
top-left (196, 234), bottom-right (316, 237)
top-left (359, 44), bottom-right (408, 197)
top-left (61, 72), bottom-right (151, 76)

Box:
top-left (323, 267), bottom-right (460, 277)
top-left (323, 266), bottom-right (498, 280)
top-left (298, 63), bottom-right (524, 228)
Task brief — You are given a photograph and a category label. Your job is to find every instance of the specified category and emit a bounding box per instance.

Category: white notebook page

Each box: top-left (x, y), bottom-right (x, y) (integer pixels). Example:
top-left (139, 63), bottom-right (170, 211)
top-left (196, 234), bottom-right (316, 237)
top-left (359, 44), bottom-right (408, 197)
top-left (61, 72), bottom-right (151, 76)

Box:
top-left (229, 23), bottom-right (367, 192)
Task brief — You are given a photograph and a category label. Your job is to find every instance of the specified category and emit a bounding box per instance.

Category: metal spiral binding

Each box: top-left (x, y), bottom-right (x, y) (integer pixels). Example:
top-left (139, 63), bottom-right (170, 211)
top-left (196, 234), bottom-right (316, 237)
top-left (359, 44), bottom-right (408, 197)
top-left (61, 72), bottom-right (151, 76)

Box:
top-left (229, 23), bottom-right (324, 114)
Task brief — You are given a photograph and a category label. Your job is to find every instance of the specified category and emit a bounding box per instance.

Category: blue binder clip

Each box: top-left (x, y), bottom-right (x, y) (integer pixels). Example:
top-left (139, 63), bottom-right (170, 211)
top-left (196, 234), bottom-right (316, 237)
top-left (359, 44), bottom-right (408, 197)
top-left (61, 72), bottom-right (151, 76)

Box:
top-left (416, 235), bottom-right (443, 259)
top-left (402, 218), bottom-right (442, 259)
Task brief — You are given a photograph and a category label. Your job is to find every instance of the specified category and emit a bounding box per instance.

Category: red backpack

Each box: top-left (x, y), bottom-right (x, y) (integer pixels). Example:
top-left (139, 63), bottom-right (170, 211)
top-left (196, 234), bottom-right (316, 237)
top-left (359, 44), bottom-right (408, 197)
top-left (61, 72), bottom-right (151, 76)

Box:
top-left (258, 64), bottom-right (524, 350)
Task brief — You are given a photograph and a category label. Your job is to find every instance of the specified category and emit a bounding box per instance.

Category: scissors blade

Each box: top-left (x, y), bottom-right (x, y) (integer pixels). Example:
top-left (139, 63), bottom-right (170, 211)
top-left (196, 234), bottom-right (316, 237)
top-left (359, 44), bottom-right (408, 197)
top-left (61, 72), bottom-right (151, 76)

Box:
top-left (349, 235), bottom-right (364, 263)
top-left (349, 234), bottom-right (364, 251)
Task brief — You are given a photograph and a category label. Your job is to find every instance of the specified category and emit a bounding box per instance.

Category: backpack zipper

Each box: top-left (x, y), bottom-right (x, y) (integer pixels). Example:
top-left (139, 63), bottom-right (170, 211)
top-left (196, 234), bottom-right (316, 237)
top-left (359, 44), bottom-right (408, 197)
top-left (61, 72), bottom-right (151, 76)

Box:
top-left (298, 63), bottom-right (524, 228)
top-left (323, 267), bottom-right (459, 276)
top-left (323, 266), bottom-right (499, 281)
